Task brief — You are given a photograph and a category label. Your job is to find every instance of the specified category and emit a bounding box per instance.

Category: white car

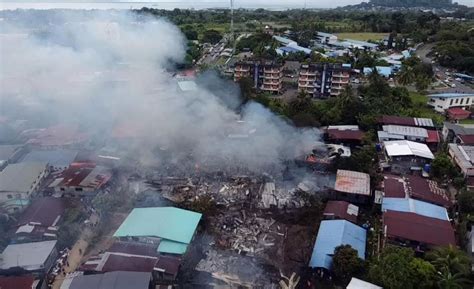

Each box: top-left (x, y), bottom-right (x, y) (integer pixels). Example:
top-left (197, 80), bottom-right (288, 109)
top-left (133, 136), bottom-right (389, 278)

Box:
top-left (450, 83), bottom-right (456, 88)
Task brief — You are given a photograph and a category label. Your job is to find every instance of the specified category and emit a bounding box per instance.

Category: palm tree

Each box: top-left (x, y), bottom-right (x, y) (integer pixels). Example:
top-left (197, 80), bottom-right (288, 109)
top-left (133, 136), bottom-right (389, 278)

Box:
top-left (397, 66), bottom-right (415, 85)
top-left (427, 245), bottom-right (472, 289)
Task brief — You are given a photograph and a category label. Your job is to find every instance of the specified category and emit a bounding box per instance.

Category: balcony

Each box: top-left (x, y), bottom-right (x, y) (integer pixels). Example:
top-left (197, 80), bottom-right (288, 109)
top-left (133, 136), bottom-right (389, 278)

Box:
top-left (332, 78), bottom-right (349, 84)
top-left (299, 82), bottom-right (315, 89)
top-left (263, 73), bottom-right (282, 79)
top-left (263, 67), bottom-right (282, 73)
top-left (235, 66), bottom-right (251, 72)
top-left (300, 70), bottom-right (317, 77)
top-left (332, 72), bottom-right (350, 78)
top-left (264, 79), bottom-right (282, 85)
top-left (261, 84), bottom-right (281, 91)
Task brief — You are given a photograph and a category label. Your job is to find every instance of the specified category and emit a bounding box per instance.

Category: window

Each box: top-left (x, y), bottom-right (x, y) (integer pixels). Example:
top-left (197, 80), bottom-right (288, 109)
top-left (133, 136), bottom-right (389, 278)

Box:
top-left (450, 99), bottom-right (454, 105)
top-left (75, 187), bottom-right (83, 192)
top-left (460, 98), bottom-right (464, 105)
top-left (7, 194), bottom-right (12, 199)
top-left (467, 98), bottom-right (471, 105)
top-left (455, 99), bottom-right (459, 104)
top-left (60, 188), bottom-right (65, 191)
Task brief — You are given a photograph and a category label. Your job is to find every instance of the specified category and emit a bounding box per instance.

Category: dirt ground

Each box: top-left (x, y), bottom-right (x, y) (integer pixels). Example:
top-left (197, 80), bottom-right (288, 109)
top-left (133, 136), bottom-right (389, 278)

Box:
top-left (51, 238), bottom-right (90, 289)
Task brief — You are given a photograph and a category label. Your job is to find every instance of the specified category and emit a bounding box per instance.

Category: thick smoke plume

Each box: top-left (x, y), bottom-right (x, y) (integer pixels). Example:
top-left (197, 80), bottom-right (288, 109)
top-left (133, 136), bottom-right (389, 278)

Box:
top-left (0, 11), bottom-right (322, 174)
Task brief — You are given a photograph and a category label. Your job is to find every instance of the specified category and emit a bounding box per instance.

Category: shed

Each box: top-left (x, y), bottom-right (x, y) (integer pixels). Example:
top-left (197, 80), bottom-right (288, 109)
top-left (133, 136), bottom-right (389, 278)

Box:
top-left (382, 198), bottom-right (449, 221)
top-left (334, 170), bottom-right (371, 197)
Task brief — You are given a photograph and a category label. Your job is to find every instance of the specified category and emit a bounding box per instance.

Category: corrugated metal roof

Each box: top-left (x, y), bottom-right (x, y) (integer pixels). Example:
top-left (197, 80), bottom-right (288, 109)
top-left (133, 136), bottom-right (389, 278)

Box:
top-left (382, 198), bottom-right (449, 220)
top-left (347, 278), bottom-right (382, 289)
top-left (382, 125), bottom-right (428, 138)
top-left (69, 271), bottom-right (151, 289)
top-left (384, 140), bottom-right (434, 159)
top-left (113, 207), bottom-right (201, 254)
top-left (0, 240), bottom-right (57, 271)
top-left (20, 150), bottom-right (77, 168)
top-left (428, 93), bottom-right (474, 99)
top-left (334, 170), bottom-right (370, 196)
top-left (0, 276), bottom-right (35, 289)
top-left (0, 162), bottom-right (47, 193)
top-left (383, 211), bottom-right (455, 246)
top-left (309, 220), bottom-right (366, 269)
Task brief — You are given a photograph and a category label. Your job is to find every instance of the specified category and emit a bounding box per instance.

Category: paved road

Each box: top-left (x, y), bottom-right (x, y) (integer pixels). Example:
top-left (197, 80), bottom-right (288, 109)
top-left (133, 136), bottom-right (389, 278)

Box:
top-left (416, 44), bottom-right (473, 94)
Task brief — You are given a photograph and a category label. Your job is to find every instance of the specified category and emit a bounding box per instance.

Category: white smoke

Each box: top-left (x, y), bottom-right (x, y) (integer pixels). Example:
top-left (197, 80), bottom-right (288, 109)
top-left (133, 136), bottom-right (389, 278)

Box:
top-left (0, 10), bottom-right (322, 174)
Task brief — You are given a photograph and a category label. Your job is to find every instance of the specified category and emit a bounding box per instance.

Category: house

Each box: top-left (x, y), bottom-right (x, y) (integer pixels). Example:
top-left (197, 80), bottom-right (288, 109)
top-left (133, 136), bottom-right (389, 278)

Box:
top-left (382, 140), bottom-right (434, 173)
top-left (326, 126), bottom-right (365, 145)
top-left (61, 271), bottom-right (151, 289)
top-left (0, 240), bottom-right (58, 275)
top-left (113, 207), bottom-right (202, 255)
top-left (447, 107), bottom-right (471, 121)
top-left (323, 201), bottom-right (359, 224)
top-left (378, 125), bottom-right (428, 143)
top-left (0, 162), bottom-right (49, 213)
top-left (383, 210), bottom-right (455, 250)
top-left (363, 66), bottom-right (393, 78)
top-left (448, 144), bottom-right (474, 177)
top-left (382, 198), bottom-right (449, 221)
top-left (442, 122), bottom-right (474, 145)
top-left (315, 32), bottom-right (338, 45)
top-left (49, 162), bottom-right (112, 197)
top-left (14, 197), bottom-right (69, 242)
top-left (346, 277), bottom-right (382, 289)
top-left (0, 144), bottom-right (25, 170)
top-left (428, 93), bottom-right (474, 113)
top-left (298, 63), bottom-right (351, 98)
top-left (20, 149), bottom-right (78, 172)
top-left (309, 220), bottom-right (366, 269)
top-left (0, 276), bottom-right (40, 289)
top-left (333, 170), bottom-right (371, 204)
top-left (378, 115), bottom-right (434, 129)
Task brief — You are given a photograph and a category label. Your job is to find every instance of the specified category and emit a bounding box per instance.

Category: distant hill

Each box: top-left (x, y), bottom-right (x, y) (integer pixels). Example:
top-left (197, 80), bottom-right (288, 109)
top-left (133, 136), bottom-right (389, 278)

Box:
top-left (369, 0), bottom-right (453, 8)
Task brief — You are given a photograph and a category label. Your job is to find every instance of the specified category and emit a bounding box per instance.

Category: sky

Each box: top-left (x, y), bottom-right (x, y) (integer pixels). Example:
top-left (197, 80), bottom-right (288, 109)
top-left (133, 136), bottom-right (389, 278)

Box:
top-left (0, 0), bottom-right (471, 8)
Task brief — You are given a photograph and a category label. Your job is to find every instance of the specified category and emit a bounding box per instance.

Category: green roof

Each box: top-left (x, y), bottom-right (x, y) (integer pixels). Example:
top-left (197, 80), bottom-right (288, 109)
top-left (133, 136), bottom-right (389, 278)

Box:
top-left (113, 207), bottom-right (202, 246)
top-left (157, 240), bottom-right (189, 254)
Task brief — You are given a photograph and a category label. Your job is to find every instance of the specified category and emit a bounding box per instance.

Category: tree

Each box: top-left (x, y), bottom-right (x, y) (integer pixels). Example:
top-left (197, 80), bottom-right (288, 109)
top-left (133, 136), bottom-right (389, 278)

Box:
top-left (430, 153), bottom-right (459, 181)
top-left (427, 245), bottom-right (472, 289)
top-left (368, 246), bottom-right (416, 289)
top-left (332, 245), bottom-right (365, 285)
top-left (238, 77), bottom-right (255, 103)
top-left (201, 29), bottom-right (222, 44)
top-left (458, 189), bottom-right (474, 214)
top-left (409, 258), bottom-right (436, 289)
top-left (397, 66), bottom-right (416, 86)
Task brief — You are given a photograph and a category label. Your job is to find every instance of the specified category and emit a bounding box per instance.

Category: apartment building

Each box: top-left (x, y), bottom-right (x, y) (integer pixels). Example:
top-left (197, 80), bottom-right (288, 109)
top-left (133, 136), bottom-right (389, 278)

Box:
top-left (234, 60), bottom-right (283, 94)
top-left (298, 63), bottom-right (351, 98)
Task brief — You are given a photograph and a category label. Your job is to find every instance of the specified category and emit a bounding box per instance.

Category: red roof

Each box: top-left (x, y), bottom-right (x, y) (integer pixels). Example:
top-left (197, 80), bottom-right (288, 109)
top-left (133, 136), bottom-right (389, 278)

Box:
top-left (379, 115), bottom-right (416, 126)
top-left (0, 276), bottom-right (35, 289)
top-left (155, 255), bottom-right (181, 276)
top-left (426, 130), bottom-right (440, 143)
top-left (458, 134), bottom-right (474, 145)
top-left (101, 254), bottom-right (158, 273)
top-left (323, 201), bottom-right (358, 223)
top-left (383, 210), bottom-right (455, 247)
top-left (17, 197), bottom-right (69, 228)
top-left (327, 129), bottom-right (364, 141)
top-left (447, 108), bottom-right (471, 120)
top-left (406, 175), bottom-right (452, 208)
top-left (383, 175), bottom-right (406, 198)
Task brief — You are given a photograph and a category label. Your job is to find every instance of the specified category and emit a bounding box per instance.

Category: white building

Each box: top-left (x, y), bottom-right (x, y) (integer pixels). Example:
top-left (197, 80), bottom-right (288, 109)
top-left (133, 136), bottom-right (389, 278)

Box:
top-left (315, 32), bottom-right (338, 45)
top-left (378, 125), bottom-right (428, 142)
top-left (0, 240), bottom-right (58, 274)
top-left (448, 144), bottom-right (474, 177)
top-left (346, 277), bottom-right (382, 289)
top-left (384, 140), bottom-right (434, 160)
top-left (428, 93), bottom-right (474, 113)
top-left (0, 162), bottom-right (49, 212)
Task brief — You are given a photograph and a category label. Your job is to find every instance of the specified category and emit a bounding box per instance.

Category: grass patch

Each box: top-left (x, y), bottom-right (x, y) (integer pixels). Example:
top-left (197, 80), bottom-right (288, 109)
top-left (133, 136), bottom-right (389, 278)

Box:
top-left (460, 119), bottom-right (474, 124)
top-left (409, 92), bottom-right (446, 125)
top-left (336, 32), bottom-right (387, 41)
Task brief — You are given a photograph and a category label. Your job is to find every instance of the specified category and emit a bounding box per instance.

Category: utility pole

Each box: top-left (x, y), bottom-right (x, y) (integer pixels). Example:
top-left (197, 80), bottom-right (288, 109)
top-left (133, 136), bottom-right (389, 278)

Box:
top-left (230, 0), bottom-right (235, 55)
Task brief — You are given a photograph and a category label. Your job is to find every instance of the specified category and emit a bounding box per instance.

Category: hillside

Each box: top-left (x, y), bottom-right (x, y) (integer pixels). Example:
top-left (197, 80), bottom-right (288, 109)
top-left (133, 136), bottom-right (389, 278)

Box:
top-left (369, 0), bottom-right (453, 8)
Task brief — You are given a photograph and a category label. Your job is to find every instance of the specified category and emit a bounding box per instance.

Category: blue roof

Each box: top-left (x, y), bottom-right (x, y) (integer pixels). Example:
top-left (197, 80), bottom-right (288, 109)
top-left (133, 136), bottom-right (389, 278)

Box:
top-left (114, 207), bottom-right (202, 254)
top-left (363, 66), bottom-right (392, 77)
top-left (428, 93), bottom-right (474, 99)
top-left (273, 35), bottom-right (296, 45)
top-left (402, 50), bottom-right (411, 58)
top-left (277, 46), bottom-right (300, 53)
top-left (309, 220), bottom-right (366, 269)
top-left (453, 73), bottom-right (474, 80)
top-left (382, 198), bottom-right (449, 220)
top-left (20, 149), bottom-right (78, 167)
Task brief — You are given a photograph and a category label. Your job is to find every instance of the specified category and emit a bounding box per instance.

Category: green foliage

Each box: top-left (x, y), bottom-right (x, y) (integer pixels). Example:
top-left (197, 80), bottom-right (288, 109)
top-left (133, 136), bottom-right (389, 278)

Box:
top-left (57, 206), bottom-right (87, 250)
top-left (92, 193), bottom-right (123, 215)
top-left (430, 153), bottom-right (460, 181)
top-left (331, 245), bottom-right (365, 285)
top-left (236, 33), bottom-right (273, 53)
top-left (201, 29), bottom-right (222, 44)
top-left (427, 245), bottom-right (472, 289)
top-left (458, 189), bottom-right (474, 215)
top-left (368, 246), bottom-right (437, 289)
